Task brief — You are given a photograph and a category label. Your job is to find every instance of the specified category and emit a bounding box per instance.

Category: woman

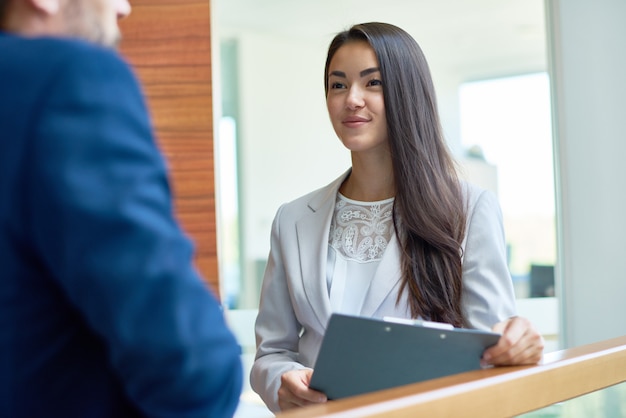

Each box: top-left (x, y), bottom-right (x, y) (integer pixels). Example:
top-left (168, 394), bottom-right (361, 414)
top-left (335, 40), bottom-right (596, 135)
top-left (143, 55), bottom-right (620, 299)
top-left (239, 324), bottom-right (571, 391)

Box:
top-left (250, 22), bottom-right (544, 413)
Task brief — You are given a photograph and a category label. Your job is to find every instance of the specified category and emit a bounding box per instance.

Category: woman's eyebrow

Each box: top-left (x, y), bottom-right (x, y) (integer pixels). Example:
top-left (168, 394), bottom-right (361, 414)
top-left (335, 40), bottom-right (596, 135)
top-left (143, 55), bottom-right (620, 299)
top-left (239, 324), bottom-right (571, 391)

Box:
top-left (360, 67), bottom-right (380, 77)
top-left (328, 67), bottom-right (380, 78)
top-left (329, 70), bottom-right (346, 78)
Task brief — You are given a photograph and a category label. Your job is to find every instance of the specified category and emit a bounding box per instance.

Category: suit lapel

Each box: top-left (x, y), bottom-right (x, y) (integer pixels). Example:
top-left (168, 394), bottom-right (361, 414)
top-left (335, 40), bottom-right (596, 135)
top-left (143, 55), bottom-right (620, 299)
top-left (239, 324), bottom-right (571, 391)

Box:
top-left (296, 171), bottom-right (349, 329)
top-left (360, 235), bottom-right (403, 316)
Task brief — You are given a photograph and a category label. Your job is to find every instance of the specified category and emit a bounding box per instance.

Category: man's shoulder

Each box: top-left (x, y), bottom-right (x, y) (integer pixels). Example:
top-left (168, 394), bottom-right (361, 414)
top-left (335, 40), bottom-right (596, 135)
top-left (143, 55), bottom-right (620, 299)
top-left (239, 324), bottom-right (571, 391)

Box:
top-left (0, 33), bottom-right (131, 78)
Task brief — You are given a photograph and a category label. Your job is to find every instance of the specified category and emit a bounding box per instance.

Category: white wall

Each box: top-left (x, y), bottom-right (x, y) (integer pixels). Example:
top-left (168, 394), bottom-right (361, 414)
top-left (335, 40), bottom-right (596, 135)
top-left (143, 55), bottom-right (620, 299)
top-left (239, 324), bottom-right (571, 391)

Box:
top-left (236, 31), bottom-right (348, 262)
top-left (547, 0), bottom-right (626, 347)
top-left (233, 32), bottom-right (349, 306)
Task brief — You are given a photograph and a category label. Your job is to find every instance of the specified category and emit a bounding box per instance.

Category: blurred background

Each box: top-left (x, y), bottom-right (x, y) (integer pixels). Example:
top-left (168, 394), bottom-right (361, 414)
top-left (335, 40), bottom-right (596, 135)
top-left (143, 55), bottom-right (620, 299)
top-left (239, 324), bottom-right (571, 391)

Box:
top-left (212, 0), bottom-right (556, 311)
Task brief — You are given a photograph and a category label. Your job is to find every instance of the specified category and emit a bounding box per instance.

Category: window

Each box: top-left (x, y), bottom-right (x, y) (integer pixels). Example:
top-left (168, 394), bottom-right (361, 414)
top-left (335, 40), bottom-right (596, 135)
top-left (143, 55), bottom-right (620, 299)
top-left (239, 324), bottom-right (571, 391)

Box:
top-left (459, 73), bottom-right (556, 299)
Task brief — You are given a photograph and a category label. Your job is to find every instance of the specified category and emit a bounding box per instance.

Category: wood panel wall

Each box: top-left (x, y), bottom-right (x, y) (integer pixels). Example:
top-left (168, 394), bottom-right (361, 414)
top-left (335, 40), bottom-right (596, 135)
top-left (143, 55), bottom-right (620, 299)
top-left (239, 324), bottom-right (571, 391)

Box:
top-left (118, 1), bottom-right (220, 296)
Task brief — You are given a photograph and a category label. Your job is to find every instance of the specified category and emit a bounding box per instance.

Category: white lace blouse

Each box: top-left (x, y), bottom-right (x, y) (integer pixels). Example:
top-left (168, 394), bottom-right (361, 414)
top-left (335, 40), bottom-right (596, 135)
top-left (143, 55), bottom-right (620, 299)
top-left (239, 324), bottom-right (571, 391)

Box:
top-left (327, 192), bottom-right (395, 314)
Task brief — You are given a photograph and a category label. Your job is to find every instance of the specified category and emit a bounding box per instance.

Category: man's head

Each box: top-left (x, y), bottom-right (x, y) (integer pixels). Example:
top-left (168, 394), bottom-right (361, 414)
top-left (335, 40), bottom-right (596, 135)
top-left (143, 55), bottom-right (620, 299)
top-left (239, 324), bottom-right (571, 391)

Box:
top-left (1, 0), bottom-right (131, 48)
top-left (0, 0), bottom-right (9, 27)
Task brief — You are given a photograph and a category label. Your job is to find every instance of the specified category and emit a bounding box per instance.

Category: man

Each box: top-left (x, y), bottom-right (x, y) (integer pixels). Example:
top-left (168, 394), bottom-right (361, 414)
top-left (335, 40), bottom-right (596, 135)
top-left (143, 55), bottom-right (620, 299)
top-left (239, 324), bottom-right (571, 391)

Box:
top-left (0, 0), bottom-right (242, 417)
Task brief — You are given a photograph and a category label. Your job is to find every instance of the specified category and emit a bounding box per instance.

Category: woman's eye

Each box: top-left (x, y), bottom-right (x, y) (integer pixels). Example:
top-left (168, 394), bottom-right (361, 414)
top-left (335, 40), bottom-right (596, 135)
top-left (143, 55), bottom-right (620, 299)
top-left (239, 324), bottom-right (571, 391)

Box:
top-left (368, 79), bottom-right (382, 87)
top-left (330, 82), bottom-right (346, 89)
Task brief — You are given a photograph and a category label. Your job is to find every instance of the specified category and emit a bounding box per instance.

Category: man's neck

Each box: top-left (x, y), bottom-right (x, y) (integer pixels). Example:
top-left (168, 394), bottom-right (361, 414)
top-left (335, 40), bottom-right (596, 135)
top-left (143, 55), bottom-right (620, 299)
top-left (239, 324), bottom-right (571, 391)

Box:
top-left (2, 2), bottom-right (64, 38)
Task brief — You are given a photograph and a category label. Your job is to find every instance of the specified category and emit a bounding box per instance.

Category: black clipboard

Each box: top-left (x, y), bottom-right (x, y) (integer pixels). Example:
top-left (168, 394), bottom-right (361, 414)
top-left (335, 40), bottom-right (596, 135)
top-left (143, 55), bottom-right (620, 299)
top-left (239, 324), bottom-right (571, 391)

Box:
top-left (308, 313), bottom-right (500, 400)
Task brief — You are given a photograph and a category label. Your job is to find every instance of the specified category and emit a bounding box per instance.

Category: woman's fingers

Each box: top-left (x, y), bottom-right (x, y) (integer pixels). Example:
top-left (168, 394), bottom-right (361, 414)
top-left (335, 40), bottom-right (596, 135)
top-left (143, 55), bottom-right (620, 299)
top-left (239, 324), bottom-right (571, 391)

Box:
top-left (278, 369), bottom-right (327, 411)
top-left (484, 316), bottom-right (544, 366)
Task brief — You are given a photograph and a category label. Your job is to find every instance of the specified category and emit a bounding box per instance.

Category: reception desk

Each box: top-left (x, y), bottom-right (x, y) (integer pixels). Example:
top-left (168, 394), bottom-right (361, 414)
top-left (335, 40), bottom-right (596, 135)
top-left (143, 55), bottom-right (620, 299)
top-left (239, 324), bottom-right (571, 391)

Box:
top-left (277, 335), bottom-right (626, 417)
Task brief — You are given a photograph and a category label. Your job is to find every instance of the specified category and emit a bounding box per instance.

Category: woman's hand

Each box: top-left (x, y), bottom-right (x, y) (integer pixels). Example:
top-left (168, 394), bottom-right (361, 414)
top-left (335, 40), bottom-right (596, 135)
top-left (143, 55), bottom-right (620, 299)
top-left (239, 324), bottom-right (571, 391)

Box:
top-left (482, 316), bottom-right (544, 366)
top-left (277, 369), bottom-right (327, 411)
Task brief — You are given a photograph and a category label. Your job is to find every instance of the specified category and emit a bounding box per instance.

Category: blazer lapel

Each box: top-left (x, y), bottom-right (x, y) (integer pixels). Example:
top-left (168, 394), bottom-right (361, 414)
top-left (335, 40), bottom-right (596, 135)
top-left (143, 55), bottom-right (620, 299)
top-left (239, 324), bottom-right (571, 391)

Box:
top-left (360, 235), bottom-right (403, 317)
top-left (296, 171), bottom-right (349, 329)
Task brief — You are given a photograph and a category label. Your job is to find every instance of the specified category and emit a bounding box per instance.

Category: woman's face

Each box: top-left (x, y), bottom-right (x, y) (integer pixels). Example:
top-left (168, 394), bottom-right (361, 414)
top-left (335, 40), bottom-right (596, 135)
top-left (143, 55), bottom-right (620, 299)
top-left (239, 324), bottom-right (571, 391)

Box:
top-left (326, 40), bottom-right (388, 155)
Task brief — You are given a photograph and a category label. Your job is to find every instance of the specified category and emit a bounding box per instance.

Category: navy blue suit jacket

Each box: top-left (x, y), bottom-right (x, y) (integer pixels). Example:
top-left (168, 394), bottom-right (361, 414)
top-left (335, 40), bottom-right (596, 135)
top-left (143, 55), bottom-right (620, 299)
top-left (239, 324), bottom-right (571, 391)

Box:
top-left (0, 33), bottom-right (242, 417)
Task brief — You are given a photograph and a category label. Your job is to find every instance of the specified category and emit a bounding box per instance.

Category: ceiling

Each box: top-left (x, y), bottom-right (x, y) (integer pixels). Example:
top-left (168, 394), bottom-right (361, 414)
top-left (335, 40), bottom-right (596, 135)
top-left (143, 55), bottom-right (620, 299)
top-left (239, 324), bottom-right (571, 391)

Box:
top-left (213, 0), bottom-right (549, 81)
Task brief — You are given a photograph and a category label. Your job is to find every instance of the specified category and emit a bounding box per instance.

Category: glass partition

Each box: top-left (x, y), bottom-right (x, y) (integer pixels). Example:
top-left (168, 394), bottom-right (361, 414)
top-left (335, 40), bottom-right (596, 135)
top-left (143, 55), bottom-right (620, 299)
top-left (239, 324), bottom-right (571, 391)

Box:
top-left (459, 72), bottom-right (556, 299)
top-left (521, 382), bottom-right (626, 418)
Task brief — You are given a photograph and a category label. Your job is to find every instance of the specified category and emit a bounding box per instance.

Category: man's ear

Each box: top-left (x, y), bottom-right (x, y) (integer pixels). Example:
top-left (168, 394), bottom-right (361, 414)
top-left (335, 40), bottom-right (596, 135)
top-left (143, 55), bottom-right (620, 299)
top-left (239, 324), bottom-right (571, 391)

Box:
top-left (29, 0), bottom-right (60, 15)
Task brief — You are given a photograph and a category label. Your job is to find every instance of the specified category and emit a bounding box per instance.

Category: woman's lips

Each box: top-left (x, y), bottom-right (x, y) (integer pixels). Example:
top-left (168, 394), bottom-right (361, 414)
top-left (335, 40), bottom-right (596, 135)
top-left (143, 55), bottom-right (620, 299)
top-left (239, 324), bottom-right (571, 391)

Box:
top-left (342, 116), bottom-right (370, 128)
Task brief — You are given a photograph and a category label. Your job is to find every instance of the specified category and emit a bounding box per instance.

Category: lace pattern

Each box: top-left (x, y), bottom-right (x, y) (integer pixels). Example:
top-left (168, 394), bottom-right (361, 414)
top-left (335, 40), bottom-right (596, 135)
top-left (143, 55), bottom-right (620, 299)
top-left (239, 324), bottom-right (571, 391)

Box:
top-left (329, 193), bottom-right (394, 262)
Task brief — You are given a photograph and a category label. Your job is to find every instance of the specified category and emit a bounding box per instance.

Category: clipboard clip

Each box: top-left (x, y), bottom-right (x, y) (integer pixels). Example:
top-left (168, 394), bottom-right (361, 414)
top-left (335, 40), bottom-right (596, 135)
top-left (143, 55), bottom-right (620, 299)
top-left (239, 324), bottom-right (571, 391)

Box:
top-left (383, 316), bottom-right (455, 330)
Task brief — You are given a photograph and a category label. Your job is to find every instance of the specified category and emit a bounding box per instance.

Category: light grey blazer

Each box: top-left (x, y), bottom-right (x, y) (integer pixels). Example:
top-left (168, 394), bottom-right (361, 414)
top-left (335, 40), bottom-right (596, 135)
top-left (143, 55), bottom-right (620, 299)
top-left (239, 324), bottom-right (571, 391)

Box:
top-left (250, 170), bottom-right (517, 412)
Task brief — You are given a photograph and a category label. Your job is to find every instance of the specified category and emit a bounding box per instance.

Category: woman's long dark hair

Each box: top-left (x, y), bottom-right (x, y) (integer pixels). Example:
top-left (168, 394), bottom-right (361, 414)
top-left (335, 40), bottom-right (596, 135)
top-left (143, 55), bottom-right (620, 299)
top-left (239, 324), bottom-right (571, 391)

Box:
top-left (325, 22), bottom-right (468, 327)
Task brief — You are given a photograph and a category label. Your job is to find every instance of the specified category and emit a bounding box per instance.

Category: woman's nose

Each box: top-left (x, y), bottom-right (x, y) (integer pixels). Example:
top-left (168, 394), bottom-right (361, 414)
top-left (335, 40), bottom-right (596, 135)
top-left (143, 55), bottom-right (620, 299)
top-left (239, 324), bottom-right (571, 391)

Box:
top-left (346, 86), bottom-right (365, 110)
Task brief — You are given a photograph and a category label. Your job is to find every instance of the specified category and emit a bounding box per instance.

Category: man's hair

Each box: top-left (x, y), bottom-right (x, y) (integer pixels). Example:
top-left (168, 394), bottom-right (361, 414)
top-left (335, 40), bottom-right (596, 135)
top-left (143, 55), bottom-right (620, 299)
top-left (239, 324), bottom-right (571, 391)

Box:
top-left (0, 0), bottom-right (8, 29)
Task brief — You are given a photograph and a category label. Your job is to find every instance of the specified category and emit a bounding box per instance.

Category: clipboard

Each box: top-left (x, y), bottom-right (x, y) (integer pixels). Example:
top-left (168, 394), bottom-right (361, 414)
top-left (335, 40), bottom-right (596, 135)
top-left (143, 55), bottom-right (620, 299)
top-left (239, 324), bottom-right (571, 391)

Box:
top-left (308, 313), bottom-right (500, 400)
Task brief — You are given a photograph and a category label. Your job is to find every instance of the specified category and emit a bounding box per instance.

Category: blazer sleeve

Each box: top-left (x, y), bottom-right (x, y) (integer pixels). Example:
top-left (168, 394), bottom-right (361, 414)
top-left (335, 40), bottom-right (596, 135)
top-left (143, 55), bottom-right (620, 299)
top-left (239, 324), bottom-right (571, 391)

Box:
top-left (25, 46), bottom-right (242, 417)
top-left (461, 187), bottom-right (518, 330)
top-left (250, 204), bottom-right (309, 413)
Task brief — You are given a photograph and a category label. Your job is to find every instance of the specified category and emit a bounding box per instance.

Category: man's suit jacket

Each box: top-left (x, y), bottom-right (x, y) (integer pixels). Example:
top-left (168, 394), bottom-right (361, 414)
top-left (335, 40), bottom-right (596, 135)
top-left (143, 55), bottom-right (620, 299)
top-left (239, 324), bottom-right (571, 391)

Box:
top-left (251, 170), bottom-right (517, 412)
top-left (0, 33), bottom-right (242, 417)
